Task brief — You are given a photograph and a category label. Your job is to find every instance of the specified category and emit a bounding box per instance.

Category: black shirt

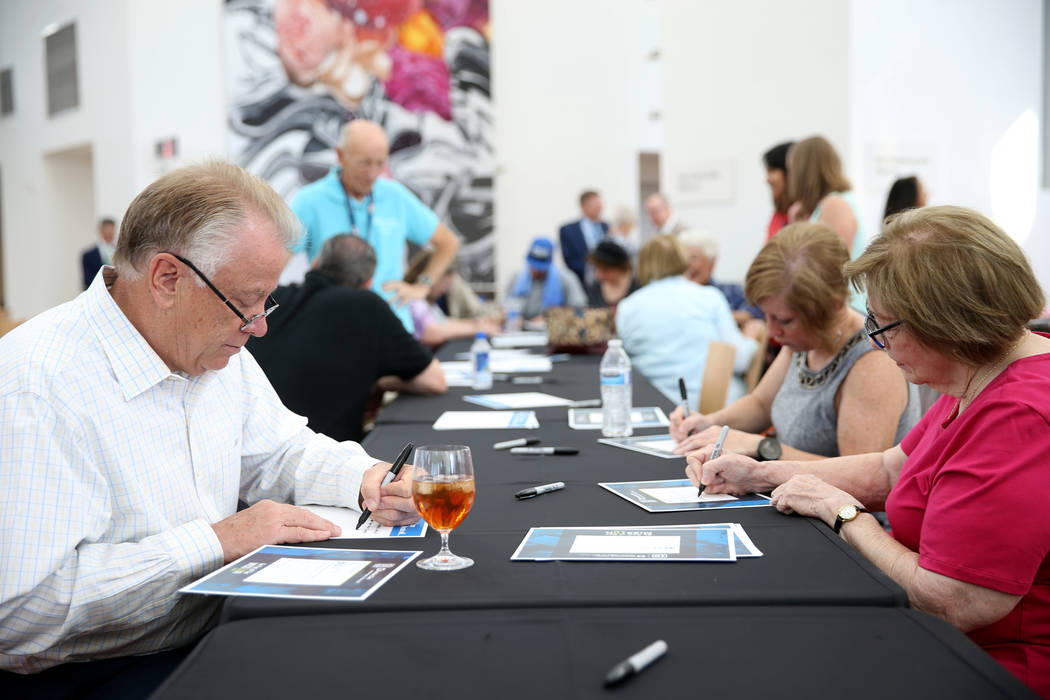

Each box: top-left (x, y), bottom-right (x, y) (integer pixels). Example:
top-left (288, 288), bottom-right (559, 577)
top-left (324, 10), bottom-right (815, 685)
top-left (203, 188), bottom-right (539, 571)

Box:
top-left (247, 271), bottom-right (434, 442)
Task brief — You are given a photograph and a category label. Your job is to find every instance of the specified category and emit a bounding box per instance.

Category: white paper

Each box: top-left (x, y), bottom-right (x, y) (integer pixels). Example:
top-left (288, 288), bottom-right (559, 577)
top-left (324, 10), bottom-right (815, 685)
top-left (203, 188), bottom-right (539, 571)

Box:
top-left (244, 557), bottom-right (369, 586)
top-left (568, 407), bottom-right (669, 430)
top-left (569, 534), bottom-right (681, 555)
top-left (639, 487), bottom-right (737, 504)
top-left (442, 357), bottom-right (553, 376)
top-left (634, 438), bottom-right (677, 453)
top-left (299, 505), bottom-right (428, 539)
top-left (492, 332), bottom-right (549, 348)
top-left (454, 348), bottom-right (534, 360)
top-left (463, 392), bottom-right (571, 409)
top-left (432, 410), bottom-right (540, 430)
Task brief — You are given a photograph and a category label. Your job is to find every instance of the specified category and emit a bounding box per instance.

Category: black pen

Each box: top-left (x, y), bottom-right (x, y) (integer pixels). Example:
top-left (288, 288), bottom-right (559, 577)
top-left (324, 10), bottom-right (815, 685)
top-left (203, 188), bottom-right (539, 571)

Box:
top-left (493, 437), bottom-right (540, 450)
top-left (356, 442), bottom-right (413, 529)
top-left (514, 481), bottom-right (565, 500)
top-left (509, 447), bottom-right (579, 455)
top-left (699, 425), bottom-right (730, 497)
top-left (678, 377), bottom-right (691, 419)
top-left (604, 640), bottom-right (668, 687)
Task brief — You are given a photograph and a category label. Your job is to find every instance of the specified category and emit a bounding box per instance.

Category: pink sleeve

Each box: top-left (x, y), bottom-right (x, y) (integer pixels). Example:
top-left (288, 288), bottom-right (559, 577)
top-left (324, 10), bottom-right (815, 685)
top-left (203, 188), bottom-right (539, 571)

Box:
top-left (917, 399), bottom-right (1050, 594)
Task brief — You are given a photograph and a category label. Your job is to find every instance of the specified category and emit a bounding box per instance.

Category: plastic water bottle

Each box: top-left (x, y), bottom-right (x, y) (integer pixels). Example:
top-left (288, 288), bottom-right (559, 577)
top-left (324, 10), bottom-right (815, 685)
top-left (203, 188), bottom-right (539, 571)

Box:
top-left (600, 339), bottom-right (633, 437)
top-left (471, 332), bottom-right (493, 390)
top-left (505, 298), bottom-right (524, 332)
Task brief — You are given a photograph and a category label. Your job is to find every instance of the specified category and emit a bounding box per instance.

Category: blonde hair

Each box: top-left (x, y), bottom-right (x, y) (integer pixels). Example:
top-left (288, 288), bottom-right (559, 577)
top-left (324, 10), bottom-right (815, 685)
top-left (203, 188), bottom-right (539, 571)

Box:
top-left (745, 222), bottom-right (850, 345)
top-left (636, 234), bottom-right (688, 286)
top-left (114, 161), bottom-right (301, 279)
top-left (787, 136), bottom-right (851, 215)
top-left (845, 206), bottom-right (1044, 365)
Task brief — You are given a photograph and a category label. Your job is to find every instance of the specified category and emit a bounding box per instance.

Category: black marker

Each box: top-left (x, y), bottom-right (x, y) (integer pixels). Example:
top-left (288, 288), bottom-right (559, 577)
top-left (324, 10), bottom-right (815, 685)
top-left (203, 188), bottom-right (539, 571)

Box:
top-left (356, 442), bottom-right (413, 529)
top-left (509, 447), bottom-right (579, 455)
top-left (604, 640), bottom-right (668, 687)
top-left (493, 437), bottom-right (541, 450)
top-left (678, 377), bottom-right (691, 419)
top-left (514, 481), bottom-right (565, 500)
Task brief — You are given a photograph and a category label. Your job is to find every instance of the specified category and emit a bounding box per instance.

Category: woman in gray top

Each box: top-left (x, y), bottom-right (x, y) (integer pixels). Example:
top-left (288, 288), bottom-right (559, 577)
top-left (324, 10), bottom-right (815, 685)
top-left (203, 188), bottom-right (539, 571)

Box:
top-left (670, 223), bottom-right (920, 460)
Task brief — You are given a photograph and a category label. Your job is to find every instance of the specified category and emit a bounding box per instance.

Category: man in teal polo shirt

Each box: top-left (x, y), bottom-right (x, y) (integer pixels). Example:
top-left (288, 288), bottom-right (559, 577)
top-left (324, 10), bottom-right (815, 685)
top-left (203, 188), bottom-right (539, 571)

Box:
top-left (290, 119), bottom-right (460, 332)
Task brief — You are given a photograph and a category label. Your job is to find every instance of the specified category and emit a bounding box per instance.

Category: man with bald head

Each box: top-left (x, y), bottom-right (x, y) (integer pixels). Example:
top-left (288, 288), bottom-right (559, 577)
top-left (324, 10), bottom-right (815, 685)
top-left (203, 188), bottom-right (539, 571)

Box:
top-left (0, 162), bottom-right (418, 696)
top-left (290, 119), bottom-right (460, 332)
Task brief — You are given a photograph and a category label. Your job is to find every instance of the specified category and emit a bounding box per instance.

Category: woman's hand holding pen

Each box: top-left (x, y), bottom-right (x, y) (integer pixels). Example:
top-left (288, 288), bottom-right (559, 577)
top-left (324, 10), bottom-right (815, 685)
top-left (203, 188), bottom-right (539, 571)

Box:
top-left (359, 462), bottom-right (419, 526)
top-left (672, 422), bottom-right (764, 458)
top-left (684, 450), bottom-right (771, 495)
top-left (668, 406), bottom-right (715, 442)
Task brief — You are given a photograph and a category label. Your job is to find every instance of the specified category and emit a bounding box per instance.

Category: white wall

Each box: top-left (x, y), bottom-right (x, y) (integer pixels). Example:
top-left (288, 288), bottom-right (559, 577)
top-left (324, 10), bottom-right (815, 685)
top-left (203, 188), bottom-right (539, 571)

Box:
top-left (0, 0), bottom-right (137, 315)
top-left (661, 0), bottom-right (851, 283)
top-left (491, 0), bottom-right (655, 294)
top-left (0, 0), bottom-right (226, 317)
top-left (849, 0), bottom-right (1047, 297)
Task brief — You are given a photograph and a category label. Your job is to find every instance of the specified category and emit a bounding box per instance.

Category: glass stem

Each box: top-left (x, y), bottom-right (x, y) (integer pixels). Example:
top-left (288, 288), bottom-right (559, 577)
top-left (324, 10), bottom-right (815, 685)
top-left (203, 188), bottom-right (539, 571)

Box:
top-left (438, 530), bottom-right (452, 558)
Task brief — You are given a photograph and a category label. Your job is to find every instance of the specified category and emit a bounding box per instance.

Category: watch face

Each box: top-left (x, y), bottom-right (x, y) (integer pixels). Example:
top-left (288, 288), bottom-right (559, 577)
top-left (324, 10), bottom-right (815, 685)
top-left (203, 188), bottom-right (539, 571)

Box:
top-left (839, 505), bottom-right (858, 520)
top-left (758, 438), bottom-right (781, 461)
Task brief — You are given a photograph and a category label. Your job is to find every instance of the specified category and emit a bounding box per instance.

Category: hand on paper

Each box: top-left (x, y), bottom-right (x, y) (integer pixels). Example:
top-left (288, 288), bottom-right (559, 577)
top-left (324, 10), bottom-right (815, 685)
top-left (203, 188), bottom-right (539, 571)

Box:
top-left (211, 500), bottom-right (341, 564)
top-left (770, 475), bottom-right (857, 526)
top-left (359, 461), bottom-right (419, 526)
top-left (672, 424), bottom-right (762, 457)
top-left (382, 280), bottom-right (430, 307)
top-left (685, 450), bottom-right (767, 495)
top-left (668, 406), bottom-right (714, 442)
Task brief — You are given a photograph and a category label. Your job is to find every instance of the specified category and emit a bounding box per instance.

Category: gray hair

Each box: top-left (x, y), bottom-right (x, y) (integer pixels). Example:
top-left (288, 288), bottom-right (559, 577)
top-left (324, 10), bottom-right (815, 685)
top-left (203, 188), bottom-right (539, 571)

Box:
top-left (677, 229), bottom-right (719, 259)
top-left (113, 160), bottom-right (301, 280)
top-left (316, 234), bottom-right (377, 288)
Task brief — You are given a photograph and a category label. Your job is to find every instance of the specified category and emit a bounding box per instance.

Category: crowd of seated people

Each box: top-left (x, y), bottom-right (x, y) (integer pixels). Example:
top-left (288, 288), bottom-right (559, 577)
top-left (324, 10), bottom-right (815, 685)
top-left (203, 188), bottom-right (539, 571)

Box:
top-left (11, 117), bottom-right (1048, 699)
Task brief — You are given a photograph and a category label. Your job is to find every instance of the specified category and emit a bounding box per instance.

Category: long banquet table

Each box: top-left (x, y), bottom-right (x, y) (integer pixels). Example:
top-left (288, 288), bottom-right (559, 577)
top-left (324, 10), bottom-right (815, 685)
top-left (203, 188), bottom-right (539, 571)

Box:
top-left (152, 339), bottom-right (1038, 699)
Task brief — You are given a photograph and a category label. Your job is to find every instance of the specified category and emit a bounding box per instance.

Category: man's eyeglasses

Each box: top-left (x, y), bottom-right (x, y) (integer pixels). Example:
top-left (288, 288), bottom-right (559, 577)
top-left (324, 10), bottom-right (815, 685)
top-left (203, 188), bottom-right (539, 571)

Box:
top-left (864, 310), bottom-right (902, 350)
top-left (168, 253), bottom-right (279, 333)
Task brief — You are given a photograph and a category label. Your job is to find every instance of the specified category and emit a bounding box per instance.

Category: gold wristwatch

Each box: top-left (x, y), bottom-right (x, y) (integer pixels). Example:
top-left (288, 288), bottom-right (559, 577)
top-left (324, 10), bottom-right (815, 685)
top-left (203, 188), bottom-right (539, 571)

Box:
top-left (833, 504), bottom-right (869, 534)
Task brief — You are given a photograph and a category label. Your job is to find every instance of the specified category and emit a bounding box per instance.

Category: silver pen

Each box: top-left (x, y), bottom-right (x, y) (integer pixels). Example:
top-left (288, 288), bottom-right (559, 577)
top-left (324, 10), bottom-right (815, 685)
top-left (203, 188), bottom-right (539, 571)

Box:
top-left (699, 425), bottom-right (730, 497)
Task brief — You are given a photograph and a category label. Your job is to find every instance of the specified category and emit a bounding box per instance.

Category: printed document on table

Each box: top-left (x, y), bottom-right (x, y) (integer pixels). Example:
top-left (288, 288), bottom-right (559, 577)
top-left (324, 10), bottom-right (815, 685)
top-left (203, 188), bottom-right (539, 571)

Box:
top-left (463, 392), bottom-right (572, 409)
top-left (639, 522), bottom-right (763, 557)
top-left (597, 434), bottom-right (682, 459)
top-left (510, 525), bottom-right (735, 562)
top-left (440, 361), bottom-right (474, 387)
top-left (433, 410), bottom-right (540, 430)
top-left (180, 545), bottom-right (421, 601)
top-left (492, 331), bottom-right (549, 348)
top-left (442, 357), bottom-right (553, 377)
top-left (569, 407), bottom-right (669, 430)
top-left (599, 478), bottom-right (772, 512)
top-left (454, 348), bottom-right (535, 361)
top-left (299, 505), bottom-right (428, 538)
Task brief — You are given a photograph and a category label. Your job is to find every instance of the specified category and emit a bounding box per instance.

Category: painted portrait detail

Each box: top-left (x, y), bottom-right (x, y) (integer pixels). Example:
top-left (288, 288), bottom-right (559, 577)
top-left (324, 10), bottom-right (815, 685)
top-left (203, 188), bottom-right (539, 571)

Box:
top-left (225, 0), bottom-right (493, 285)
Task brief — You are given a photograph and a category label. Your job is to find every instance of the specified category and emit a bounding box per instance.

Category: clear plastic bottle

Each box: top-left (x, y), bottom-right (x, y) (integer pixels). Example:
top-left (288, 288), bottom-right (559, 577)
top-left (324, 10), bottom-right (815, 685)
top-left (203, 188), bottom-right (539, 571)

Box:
top-left (600, 339), bottom-right (633, 437)
top-left (471, 332), bottom-right (493, 390)
top-left (504, 297), bottom-right (524, 332)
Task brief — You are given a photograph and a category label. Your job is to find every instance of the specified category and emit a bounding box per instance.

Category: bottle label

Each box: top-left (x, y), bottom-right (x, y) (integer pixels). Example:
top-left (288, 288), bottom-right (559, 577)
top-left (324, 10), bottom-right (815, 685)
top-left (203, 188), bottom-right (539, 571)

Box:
top-left (601, 371), bottom-right (630, 386)
top-left (475, 352), bottom-right (489, 373)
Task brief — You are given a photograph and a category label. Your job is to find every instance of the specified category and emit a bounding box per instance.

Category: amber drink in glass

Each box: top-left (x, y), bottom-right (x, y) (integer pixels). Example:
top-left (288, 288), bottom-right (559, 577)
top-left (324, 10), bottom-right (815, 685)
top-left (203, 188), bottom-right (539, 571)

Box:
top-left (411, 445), bottom-right (475, 571)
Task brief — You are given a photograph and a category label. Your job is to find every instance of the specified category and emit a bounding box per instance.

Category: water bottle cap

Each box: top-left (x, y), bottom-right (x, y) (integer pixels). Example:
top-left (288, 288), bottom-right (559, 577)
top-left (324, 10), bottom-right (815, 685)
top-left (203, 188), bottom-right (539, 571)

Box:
top-left (475, 331), bottom-right (487, 339)
top-left (608, 339), bottom-right (622, 347)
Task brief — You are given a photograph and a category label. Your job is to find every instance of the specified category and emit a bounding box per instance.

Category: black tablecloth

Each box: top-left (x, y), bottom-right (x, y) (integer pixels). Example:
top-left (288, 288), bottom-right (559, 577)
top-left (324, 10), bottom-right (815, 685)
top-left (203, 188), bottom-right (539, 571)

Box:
top-left (155, 606), bottom-right (1038, 700)
top-left (374, 341), bottom-right (671, 425)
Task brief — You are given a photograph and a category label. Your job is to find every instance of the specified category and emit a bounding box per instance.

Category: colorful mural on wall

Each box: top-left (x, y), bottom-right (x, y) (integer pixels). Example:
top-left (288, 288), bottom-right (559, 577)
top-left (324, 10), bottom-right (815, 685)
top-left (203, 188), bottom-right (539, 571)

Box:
top-left (224, 0), bottom-right (494, 285)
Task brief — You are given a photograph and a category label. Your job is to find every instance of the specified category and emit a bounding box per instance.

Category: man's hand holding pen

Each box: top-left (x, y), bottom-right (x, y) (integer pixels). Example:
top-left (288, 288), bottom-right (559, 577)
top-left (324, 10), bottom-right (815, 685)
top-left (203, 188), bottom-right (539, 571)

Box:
top-left (358, 460), bottom-right (418, 526)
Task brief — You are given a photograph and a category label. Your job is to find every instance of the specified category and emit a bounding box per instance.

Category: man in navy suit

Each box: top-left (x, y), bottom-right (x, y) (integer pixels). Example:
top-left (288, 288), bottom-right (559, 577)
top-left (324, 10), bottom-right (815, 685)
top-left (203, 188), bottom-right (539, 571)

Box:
top-left (81, 218), bottom-right (117, 289)
top-left (558, 190), bottom-right (608, 288)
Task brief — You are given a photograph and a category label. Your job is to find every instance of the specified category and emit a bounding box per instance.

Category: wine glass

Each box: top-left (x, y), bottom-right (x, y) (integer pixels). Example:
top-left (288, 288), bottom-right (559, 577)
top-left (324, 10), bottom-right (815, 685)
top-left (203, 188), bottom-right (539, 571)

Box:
top-left (411, 444), bottom-right (476, 571)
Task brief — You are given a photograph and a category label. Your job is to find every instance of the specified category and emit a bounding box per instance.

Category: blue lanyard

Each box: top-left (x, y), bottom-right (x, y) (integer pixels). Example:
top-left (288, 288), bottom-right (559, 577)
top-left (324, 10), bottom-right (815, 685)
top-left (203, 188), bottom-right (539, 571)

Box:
top-left (344, 189), bottom-right (374, 244)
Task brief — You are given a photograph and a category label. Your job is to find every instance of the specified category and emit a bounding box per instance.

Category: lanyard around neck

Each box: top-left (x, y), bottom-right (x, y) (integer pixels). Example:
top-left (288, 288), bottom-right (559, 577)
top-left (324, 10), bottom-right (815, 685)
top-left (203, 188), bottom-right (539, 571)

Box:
top-left (343, 186), bottom-right (374, 243)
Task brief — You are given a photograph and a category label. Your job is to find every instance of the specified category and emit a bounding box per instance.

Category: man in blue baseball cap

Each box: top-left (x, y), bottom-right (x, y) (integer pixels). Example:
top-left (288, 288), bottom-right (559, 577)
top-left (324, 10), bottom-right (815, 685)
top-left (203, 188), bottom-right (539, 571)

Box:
top-left (504, 236), bottom-right (586, 321)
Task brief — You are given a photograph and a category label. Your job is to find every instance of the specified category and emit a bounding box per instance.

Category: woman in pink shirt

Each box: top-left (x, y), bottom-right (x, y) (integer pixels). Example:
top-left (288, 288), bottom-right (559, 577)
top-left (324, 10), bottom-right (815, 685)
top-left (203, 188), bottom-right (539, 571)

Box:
top-left (686, 206), bottom-right (1050, 697)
